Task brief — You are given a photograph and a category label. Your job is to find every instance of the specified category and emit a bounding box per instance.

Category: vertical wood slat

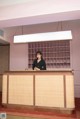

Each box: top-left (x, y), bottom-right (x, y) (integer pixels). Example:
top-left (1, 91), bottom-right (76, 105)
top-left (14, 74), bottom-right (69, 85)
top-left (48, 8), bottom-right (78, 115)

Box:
top-left (7, 74), bottom-right (9, 104)
top-left (63, 75), bottom-right (66, 108)
top-left (33, 75), bottom-right (35, 106)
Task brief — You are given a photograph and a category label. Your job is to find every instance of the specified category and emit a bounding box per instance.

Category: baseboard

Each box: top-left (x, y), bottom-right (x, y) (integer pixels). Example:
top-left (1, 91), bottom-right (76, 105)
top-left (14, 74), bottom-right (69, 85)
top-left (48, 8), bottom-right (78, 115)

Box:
top-left (2, 103), bottom-right (74, 115)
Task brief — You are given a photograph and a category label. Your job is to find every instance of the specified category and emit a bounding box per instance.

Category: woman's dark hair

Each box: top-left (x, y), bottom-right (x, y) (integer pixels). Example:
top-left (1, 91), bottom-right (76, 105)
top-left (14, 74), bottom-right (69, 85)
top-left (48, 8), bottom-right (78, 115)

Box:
top-left (36, 51), bottom-right (43, 58)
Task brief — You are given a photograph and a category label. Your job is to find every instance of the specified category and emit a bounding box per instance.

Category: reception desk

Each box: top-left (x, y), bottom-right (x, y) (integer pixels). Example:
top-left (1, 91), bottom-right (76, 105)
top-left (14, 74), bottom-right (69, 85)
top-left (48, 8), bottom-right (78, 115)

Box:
top-left (2, 70), bottom-right (75, 113)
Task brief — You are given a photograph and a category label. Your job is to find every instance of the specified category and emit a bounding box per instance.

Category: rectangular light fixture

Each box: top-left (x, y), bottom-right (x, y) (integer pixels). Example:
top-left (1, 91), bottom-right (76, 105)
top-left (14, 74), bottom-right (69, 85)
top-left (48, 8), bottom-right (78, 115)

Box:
top-left (14, 31), bottom-right (72, 43)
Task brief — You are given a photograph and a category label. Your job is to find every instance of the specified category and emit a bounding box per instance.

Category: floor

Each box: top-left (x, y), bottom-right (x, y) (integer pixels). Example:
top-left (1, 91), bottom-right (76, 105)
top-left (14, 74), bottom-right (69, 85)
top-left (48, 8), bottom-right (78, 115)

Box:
top-left (6, 115), bottom-right (46, 119)
top-left (0, 106), bottom-right (80, 119)
top-left (6, 114), bottom-right (80, 119)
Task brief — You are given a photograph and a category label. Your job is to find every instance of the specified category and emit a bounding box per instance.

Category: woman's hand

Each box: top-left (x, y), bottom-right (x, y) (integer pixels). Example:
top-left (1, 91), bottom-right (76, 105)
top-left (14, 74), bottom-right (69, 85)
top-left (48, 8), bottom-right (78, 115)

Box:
top-left (34, 67), bottom-right (40, 71)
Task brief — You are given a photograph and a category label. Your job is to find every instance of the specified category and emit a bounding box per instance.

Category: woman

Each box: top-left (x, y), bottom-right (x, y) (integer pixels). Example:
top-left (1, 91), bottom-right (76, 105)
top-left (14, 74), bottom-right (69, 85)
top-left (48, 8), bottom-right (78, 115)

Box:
top-left (32, 51), bottom-right (46, 70)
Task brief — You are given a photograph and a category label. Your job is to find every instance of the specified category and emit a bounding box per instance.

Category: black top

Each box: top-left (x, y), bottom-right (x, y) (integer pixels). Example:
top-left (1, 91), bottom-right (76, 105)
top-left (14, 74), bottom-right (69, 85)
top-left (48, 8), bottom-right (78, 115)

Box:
top-left (32, 59), bottom-right (46, 70)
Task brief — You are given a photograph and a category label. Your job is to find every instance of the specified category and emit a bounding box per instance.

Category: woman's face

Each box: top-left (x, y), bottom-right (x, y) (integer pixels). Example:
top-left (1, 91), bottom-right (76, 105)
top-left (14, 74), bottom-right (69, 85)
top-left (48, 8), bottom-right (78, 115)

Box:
top-left (36, 53), bottom-right (41, 59)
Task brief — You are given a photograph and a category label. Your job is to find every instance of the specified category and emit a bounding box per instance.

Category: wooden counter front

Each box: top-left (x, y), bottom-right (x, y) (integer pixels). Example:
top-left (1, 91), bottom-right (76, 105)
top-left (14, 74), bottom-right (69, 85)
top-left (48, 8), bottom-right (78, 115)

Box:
top-left (2, 70), bottom-right (75, 112)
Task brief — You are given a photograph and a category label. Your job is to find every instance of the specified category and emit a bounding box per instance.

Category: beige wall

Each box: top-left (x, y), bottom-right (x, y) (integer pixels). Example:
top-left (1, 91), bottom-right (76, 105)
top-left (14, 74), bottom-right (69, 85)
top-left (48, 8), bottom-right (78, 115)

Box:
top-left (3, 19), bottom-right (80, 97)
top-left (10, 43), bottom-right (28, 71)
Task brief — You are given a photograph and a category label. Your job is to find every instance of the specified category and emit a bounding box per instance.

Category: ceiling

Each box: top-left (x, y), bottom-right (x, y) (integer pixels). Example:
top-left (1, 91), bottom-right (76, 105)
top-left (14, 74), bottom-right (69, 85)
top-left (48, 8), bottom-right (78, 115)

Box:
top-left (0, 0), bottom-right (80, 28)
top-left (0, 0), bottom-right (32, 7)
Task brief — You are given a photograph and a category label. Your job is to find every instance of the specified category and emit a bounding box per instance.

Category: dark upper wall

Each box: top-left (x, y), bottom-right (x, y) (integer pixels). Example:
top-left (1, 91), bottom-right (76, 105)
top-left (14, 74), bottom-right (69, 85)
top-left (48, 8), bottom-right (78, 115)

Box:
top-left (0, 45), bottom-right (10, 74)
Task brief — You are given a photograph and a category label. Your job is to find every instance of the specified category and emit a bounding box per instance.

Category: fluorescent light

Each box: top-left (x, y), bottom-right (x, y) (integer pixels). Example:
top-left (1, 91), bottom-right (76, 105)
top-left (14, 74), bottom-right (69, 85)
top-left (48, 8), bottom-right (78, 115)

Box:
top-left (14, 31), bottom-right (72, 43)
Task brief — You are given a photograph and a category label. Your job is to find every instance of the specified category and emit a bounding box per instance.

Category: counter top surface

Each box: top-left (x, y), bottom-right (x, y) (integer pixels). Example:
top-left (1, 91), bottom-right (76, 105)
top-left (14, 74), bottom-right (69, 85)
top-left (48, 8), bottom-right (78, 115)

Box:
top-left (3, 69), bottom-right (73, 75)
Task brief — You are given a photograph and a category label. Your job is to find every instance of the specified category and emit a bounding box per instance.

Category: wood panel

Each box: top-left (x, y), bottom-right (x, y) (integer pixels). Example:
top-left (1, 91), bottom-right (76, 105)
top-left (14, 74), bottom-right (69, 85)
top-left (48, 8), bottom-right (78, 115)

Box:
top-left (8, 75), bottom-right (33, 105)
top-left (2, 75), bottom-right (7, 104)
top-left (0, 74), bottom-right (2, 92)
top-left (65, 75), bottom-right (75, 108)
top-left (35, 75), bottom-right (64, 108)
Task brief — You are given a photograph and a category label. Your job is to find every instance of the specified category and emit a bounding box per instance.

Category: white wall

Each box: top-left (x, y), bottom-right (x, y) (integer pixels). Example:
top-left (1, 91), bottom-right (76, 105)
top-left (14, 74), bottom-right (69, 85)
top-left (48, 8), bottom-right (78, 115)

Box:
top-left (10, 43), bottom-right (28, 71)
top-left (3, 19), bottom-right (80, 97)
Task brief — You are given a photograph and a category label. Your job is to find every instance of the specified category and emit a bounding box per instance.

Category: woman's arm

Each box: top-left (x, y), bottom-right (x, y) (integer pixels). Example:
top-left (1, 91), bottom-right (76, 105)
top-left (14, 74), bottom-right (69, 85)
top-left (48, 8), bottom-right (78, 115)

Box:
top-left (41, 60), bottom-right (46, 70)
